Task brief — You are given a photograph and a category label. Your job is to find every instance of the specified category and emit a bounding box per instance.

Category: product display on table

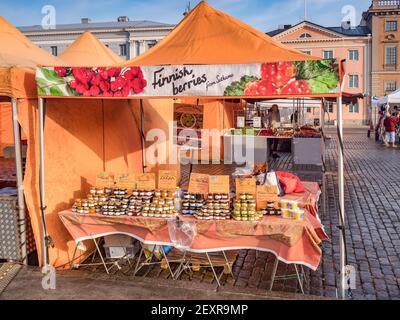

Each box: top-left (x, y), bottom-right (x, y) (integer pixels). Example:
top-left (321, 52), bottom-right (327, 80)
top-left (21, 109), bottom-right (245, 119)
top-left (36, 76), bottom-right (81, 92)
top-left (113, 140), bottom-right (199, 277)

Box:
top-left (181, 193), bottom-right (205, 216)
top-left (280, 200), bottom-right (304, 221)
top-left (232, 194), bottom-right (262, 221)
top-left (72, 187), bottom-right (177, 218)
top-left (259, 200), bottom-right (281, 216)
top-left (195, 194), bottom-right (231, 220)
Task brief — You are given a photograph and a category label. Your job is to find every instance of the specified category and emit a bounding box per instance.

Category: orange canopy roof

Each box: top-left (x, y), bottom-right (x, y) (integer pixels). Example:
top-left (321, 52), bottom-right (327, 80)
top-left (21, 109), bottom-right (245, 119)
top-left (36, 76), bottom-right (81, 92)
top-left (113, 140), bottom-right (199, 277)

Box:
top-left (60, 31), bottom-right (123, 66)
top-left (0, 16), bottom-right (63, 98)
top-left (123, 1), bottom-right (318, 66)
top-left (0, 16), bottom-right (63, 68)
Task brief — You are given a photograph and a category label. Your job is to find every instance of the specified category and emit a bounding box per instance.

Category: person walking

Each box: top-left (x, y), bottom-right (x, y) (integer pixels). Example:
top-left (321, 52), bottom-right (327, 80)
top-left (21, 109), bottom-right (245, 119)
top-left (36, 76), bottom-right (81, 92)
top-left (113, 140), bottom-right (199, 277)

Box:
top-left (266, 104), bottom-right (281, 159)
top-left (383, 112), bottom-right (399, 148)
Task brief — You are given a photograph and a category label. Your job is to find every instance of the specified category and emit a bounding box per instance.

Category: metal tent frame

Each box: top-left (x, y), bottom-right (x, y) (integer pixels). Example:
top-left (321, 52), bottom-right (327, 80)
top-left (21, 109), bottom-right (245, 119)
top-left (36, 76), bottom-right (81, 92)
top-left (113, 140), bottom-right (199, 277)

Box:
top-left (0, 97), bottom-right (27, 264)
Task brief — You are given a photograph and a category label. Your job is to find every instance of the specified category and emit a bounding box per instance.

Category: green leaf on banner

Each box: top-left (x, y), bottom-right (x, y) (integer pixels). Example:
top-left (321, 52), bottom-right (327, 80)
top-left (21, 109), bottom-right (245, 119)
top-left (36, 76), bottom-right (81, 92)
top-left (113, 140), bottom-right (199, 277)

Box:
top-left (65, 85), bottom-right (79, 96)
top-left (49, 86), bottom-right (64, 96)
top-left (37, 87), bottom-right (46, 96)
top-left (35, 77), bottom-right (49, 87)
top-left (41, 68), bottom-right (65, 84)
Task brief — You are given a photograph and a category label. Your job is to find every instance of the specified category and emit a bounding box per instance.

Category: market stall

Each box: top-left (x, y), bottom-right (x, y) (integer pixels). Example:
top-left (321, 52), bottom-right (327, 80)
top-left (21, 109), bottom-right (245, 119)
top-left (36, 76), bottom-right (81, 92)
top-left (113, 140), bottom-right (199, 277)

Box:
top-left (33, 2), bottom-right (347, 297)
top-left (223, 98), bottom-right (325, 166)
top-left (0, 16), bottom-right (64, 263)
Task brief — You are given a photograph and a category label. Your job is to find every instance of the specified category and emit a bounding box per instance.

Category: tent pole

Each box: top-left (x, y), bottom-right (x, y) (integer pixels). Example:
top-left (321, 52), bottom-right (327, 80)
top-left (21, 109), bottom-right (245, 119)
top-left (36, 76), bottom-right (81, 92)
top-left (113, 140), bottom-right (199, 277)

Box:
top-left (38, 97), bottom-right (48, 267)
top-left (337, 94), bottom-right (346, 300)
top-left (11, 98), bottom-right (27, 265)
top-left (140, 99), bottom-right (147, 173)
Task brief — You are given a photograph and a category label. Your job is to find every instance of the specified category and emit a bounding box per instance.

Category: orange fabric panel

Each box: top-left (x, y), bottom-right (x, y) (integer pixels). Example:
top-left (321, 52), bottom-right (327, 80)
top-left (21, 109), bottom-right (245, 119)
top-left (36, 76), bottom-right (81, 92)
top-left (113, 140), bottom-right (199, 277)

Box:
top-left (59, 32), bottom-right (123, 67)
top-left (122, 2), bottom-right (318, 66)
top-left (18, 98), bottom-right (143, 268)
top-left (17, 99), bottom-right (43, 265)
top-left (0, 68), bottom-right (38, 99)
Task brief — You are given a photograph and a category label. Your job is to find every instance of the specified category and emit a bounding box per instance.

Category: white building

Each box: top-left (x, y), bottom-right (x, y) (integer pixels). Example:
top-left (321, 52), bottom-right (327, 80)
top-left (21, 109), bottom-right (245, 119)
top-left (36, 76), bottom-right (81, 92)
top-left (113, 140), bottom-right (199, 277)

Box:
top-left (18, 16), bottom-right (174, 60)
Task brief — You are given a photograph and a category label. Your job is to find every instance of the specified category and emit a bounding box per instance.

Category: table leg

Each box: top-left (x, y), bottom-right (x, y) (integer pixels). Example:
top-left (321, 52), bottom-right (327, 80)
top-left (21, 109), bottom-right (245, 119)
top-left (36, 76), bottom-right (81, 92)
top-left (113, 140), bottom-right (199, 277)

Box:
top-left (70, 244), bottom-right (78, 270)
top-left (206, 252), bottom-right (221, 287)
top-left (173, 250), bottom-right (188, 280)
top-left (269, 257), bottom-right (279, 291)
top-left (133, 246), bottom-right (144, 276)
top-left (160, 246), bottom-right (175, 279)
top-left (93, 237), bottom-right (109, 274)
top-left (222, 251), bottom-right (234, 278)
top-left (294, 264), bottom-right (304, 294)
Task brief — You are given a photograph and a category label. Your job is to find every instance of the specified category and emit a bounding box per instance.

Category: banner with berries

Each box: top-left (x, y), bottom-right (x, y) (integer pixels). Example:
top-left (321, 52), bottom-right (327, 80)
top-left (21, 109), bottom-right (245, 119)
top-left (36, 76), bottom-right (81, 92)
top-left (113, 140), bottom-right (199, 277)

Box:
top-left (36, 60), bottom-right (340, 98)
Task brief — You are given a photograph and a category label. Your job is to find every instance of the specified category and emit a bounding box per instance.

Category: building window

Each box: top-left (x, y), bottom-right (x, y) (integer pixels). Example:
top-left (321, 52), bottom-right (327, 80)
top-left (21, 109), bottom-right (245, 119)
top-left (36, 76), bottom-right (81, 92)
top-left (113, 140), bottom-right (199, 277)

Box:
top-left (385, 20), bottom-right (398, 32)
top-left (325, 101), bottom-right (334, 113)
top-left (385, 46), bottom-right (397, 66)
top-left (323, 50), bottom-right (333, 59)
top-left (301, 50), bottom-right (312, 55)
top-left (349, 50), bottom-right (359, 61)
top-left (349, 103), bottom-right (359, 113)
top-left (349, 75), bottom-right (359, 88)
top-left (119, 44), bottom-right (127, 56)
top-left (307, 107), bottom-right (312, 113)
top-left (299, 33), bottom-right (312, 39)
top-left (147, 41), bottom-right (157, 49)
top-left (384, 80), bottom-right (397, 92)
top-left (50, 46), bottom-right (58, 56)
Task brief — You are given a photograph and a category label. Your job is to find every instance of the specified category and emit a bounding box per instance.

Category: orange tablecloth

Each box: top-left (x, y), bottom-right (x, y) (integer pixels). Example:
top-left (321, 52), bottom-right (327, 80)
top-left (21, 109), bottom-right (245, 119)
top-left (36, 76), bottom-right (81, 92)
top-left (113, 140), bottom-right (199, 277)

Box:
top-left (59, 208), bottom-right (327, 270)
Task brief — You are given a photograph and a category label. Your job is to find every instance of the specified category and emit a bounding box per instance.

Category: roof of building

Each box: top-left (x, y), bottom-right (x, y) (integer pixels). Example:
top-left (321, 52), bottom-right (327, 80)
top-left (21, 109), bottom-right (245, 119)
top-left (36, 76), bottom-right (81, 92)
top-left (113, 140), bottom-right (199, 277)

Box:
top-left (18, 20), bottom-right (174, 33)
top-left (267, 20), bottom-right (371, 38)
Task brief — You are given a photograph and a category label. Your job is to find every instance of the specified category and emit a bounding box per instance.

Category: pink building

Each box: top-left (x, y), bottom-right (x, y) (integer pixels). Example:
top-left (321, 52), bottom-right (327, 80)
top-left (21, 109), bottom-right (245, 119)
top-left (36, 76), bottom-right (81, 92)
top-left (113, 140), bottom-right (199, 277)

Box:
top-left (268, 21), bottom-right (372, 126)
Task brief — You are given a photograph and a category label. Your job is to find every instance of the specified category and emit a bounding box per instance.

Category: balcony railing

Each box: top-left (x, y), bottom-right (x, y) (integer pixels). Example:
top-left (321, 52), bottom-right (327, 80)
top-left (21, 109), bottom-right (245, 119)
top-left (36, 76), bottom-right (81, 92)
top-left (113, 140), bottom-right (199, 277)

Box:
top-left (374, 0), bottom-right (400, 8)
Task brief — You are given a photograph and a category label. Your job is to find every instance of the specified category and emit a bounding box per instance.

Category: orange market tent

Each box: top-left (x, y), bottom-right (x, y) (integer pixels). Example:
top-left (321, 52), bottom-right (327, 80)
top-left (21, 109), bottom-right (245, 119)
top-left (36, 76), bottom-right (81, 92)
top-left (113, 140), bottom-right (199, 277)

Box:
top-left (122, 1), bottom-right (317, 160)
top-left (59, 31), bottom-right (123, 66)
top-left (34, 2), bottom-right (346, 298)
top-left (122, 1), bottom-right (319, 163)
top-left (0, 15), bottom-right (63, 264)
top-left (124, 2), bottom-right (316, 66)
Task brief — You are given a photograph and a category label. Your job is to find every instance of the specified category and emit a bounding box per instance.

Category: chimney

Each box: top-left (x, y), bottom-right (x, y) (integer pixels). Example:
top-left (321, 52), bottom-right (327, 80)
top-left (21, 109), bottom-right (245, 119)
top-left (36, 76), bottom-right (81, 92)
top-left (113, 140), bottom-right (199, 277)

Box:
top-left (278, 24), bottom-right (292, 30)
top-left (117, 16), bottom-right (129, 22)
top-left (81, 18), bottom-right (91, 24)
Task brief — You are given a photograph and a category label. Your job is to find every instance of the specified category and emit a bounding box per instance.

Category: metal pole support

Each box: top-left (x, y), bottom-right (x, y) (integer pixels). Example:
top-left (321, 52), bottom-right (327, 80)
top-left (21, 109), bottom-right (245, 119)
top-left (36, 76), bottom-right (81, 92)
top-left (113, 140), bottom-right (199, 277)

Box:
top-left (38, 97), bottom-right (48, 267)
top-left (11, 98), bottom-right (27, 264)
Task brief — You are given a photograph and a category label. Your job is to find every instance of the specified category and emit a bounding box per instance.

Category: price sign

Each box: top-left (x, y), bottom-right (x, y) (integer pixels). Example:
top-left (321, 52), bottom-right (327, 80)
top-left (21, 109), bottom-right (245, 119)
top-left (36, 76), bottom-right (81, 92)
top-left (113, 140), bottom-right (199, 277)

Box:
top-left (253, 116), bottom-right (262, 128)
top-left (209, 175), bottom-right (230, 194)
top-left (96, 172), bottom-right (114, 188)
top-left (136, 173), bottom-right (156, 191)
top-left (158, 170), bottom-right (178, 191)
top-left (188, 173), bottom-right (209, 195)
top-left (256, 185), bottom-right (279, 210)
top-left (116, 173), bottom-right (136, 190)
top-left (235, 178), bottom-right (257, 199)
top-left (237, 116), bottom-right (245, 128)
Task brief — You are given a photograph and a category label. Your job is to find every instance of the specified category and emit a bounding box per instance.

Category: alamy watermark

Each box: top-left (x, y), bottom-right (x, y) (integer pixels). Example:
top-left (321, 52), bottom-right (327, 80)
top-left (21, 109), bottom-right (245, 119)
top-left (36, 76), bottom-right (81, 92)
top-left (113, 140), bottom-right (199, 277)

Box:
top-left (41, 265), bottom-right (56, 290)
top-left (41, 5), bottom-right (56, 30)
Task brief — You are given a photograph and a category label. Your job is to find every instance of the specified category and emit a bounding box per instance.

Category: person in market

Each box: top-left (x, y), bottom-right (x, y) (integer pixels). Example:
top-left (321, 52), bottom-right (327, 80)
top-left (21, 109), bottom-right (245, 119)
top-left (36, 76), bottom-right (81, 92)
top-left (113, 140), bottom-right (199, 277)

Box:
top-left (383, 112), bottom-right (399, 148)
top-left (290, 110), bottom-right (299, 126)
top-left (266, 104), bottom-right (281, 159)
top-left (376, 105), bottom-right (388, 143)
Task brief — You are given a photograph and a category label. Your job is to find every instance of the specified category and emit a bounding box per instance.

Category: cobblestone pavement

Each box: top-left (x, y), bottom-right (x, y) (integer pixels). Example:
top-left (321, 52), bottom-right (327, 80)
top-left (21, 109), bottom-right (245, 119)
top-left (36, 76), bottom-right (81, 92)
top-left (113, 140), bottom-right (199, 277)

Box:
top-left (2, 128), bottom-right (399, 300)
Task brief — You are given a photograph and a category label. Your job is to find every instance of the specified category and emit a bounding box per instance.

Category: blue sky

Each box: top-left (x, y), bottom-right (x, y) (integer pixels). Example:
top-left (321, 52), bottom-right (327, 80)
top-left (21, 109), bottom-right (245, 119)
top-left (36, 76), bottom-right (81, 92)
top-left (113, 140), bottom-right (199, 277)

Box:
top-left (2, 0), bottom-right (370, 31)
